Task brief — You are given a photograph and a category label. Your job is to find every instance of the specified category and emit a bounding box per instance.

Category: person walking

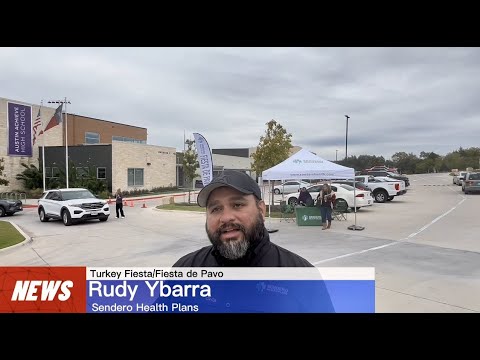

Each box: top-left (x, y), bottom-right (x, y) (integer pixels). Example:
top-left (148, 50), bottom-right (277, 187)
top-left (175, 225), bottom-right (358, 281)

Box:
top-left (115, 188), bottom-right (125, 219)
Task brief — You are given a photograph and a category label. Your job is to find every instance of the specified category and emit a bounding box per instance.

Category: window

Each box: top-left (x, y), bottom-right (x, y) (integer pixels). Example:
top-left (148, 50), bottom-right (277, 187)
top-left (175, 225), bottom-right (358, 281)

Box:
top-left (45, 167), bottom-right (52, 178)
top-left (76, 167), bottom-right (89, 179)
top-left (46, 191), bottom-right (61, 200)
top-left (97, 167), bottom-right (106, 179)
top-left (112, 136), bottom-right (146, 144)
top-left (52, 167), bottom-right (60, 178)
top-left (128, 168), bottom-right (144, 186)
top-left (85, 132), bottom-right (100, 144)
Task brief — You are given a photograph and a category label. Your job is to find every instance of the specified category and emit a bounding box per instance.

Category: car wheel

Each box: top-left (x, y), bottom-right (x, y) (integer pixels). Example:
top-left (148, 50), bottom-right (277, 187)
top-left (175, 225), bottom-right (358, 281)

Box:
top-left (374, 190), bottom-right (388, 203)
top-left (288, 197), bottom-right (297, 206)
top-left (0, 207), bottom-right (5, 217)
top-left (274, 189), bottom-right (281, 195)
top-left (39, 208), bottom-right (49, 222)
top-left (62, 210), bottom-right (72, 226)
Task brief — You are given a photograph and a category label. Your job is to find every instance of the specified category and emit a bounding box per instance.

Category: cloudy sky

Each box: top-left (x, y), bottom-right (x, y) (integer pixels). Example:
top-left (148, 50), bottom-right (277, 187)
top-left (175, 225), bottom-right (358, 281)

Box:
top-left (1, 47), bottom-right (478, 160)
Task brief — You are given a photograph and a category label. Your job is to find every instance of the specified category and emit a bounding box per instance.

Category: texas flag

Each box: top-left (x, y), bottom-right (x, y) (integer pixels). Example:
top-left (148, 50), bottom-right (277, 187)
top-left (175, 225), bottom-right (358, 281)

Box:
top-left (43, 103), bottom-right (63, 132)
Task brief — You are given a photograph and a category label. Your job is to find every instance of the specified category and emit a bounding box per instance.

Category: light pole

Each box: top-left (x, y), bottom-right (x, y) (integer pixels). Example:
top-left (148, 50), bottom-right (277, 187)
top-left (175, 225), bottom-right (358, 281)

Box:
top-left (344, 113), bottom-right (364, 231)
top-left (345, 115), bottom-right (350, 161)
top-left (336, 149), bottom-right (338, 162)
top-left (48, 98), bottom-right (71, 188)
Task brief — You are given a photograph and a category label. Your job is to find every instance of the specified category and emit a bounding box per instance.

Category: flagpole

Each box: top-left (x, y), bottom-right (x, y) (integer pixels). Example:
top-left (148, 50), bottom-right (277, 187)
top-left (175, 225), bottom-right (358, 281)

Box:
top-left (40, 100), bottom-right (46, 192)
top-left (48, 98), bottom-right (71, 188)
top-left (64, 97), bottom-right (69, 188)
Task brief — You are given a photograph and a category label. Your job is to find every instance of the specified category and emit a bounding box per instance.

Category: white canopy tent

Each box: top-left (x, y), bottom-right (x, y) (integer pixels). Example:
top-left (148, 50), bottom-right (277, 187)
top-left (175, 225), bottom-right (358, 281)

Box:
top-left (262, 148), bottom-right (354, 181)
top-left (261, 148), bottom-right (364, 230)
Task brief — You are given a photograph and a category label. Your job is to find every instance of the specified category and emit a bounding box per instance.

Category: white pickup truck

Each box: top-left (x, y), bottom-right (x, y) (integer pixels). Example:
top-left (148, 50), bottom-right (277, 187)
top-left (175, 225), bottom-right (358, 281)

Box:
top-left (355, 175), bottom-right (406, 203)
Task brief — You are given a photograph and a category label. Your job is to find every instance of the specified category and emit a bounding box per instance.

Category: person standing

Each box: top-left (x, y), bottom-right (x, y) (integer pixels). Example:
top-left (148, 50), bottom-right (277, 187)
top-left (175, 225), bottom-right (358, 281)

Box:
top-left (317, 184), bottom-right (336, 230)
top-left (172, 170), bottom-right (314, 267)
top-left (115, 188), bottom-right (125, 219)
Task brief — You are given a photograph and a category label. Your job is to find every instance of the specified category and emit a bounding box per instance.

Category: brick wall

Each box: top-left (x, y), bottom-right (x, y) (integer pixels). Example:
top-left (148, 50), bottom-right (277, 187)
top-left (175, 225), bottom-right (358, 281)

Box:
top-left (111, 142), bottom-right (176, 192)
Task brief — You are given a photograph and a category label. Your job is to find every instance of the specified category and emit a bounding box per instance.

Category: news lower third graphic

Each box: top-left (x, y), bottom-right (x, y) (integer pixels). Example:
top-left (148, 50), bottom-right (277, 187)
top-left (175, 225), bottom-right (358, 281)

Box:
top-left (0, 267), bottom-right (375, 313)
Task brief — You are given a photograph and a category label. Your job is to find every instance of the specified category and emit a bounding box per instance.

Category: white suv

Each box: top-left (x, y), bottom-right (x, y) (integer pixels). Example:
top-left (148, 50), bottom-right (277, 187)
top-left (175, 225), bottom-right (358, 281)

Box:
top-left (38, 188), bottom-right (110, 226)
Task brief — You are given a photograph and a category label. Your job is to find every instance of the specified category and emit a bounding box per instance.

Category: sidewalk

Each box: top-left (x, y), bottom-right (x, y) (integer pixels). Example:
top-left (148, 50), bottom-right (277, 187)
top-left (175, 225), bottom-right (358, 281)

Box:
top-left (21, 190), bottom-right (201, 208)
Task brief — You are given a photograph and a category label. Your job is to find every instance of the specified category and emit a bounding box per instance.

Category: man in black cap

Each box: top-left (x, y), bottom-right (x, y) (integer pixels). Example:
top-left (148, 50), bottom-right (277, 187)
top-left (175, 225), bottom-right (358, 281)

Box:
top-left (172, 170), bottom-right (314, 267)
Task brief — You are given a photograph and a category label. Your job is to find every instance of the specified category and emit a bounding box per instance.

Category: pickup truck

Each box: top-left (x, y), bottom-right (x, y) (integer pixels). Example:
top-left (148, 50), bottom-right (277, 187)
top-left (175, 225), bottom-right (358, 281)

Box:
top-left (374, 176), bottom-right (407, 194)
top-left (355, 175), bottom-right (405, 203)
top-left (363, 170), bottom-right (410, 187)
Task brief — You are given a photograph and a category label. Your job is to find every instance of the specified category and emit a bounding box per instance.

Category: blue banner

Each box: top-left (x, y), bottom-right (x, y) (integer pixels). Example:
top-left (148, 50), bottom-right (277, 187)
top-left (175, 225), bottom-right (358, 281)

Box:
top-left (7, 102), bottom-right (32, 157)
top-left (86, 280), bottom-right (375, 313)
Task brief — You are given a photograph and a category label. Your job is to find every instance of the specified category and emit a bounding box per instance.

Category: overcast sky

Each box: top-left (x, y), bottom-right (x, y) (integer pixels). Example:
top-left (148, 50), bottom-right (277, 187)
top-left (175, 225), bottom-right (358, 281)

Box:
top-left (1, 47), bottom-right (479, 160)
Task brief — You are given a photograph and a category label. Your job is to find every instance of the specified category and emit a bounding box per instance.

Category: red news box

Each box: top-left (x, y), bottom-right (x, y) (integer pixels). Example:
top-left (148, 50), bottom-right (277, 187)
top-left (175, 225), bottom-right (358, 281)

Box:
top-left (0, 267), bottom-right (87, 313)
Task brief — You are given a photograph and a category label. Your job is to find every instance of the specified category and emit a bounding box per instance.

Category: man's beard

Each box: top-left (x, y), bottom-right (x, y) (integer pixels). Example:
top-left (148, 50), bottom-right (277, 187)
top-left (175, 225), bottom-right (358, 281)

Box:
top-left (206, 213), bottom-right (265, 260)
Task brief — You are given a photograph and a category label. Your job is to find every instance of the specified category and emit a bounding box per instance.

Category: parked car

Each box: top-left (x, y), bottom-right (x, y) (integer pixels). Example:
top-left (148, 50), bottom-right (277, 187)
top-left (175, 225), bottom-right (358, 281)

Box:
top-left (333, 180), bottom-right (373, 194)
top-left (453, 171), bottom-right (467, 186)
top-left (37, 188), bottom-right (110, 226)
top-left (285, 183), bottom-right (373, 210)
top-left (0, 199), bottom-right (23, 217)
top-left (365, 170), bottom-right (410, 187)
top-left (462, 172), bottom-right (480, 194)
top-left (273, 180), bottom-right (312, 195)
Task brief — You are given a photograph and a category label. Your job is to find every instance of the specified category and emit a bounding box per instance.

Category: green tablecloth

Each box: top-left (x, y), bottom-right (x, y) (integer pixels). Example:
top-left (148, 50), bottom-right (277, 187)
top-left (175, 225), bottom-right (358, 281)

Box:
top-left (295, 206), bottom-right (323, 226)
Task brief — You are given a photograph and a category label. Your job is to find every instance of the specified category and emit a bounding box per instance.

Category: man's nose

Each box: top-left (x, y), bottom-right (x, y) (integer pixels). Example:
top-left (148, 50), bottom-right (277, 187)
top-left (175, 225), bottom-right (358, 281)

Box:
top-left (219, 206), bottom-right (236, 223)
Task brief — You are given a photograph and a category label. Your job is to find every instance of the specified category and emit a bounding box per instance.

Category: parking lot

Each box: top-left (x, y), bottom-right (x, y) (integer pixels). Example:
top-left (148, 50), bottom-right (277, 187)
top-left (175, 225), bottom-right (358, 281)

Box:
top-left (1, 173), bottom-right (479, 313)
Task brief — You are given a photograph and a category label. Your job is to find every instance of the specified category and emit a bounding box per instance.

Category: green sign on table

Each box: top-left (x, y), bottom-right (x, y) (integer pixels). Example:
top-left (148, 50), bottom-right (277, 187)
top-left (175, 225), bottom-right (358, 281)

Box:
top-left (295, 206), bottom-right (323, 226)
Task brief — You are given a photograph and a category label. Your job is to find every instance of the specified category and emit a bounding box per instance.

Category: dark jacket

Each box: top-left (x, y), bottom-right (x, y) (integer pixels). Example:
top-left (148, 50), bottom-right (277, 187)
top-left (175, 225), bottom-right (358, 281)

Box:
top-left (298, 190), bottom-right (313, 206)
top-left (115, 194), bottom-right (123, 204)
top-left (172, 228), bottom-right (314, 267)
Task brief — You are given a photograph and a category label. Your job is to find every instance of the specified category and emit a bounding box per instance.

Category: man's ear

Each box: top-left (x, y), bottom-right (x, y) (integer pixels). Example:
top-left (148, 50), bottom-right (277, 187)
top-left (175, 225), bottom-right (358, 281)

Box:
top-left (258, 200), bottom-right (267, 219)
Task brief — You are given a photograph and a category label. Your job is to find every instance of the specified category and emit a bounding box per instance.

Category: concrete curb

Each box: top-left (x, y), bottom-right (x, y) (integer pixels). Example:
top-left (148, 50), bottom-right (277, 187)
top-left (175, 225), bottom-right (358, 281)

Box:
top-left (0, 220), bottom-right (32, 252)
top-left (23, 191), bottom-right (201, 208)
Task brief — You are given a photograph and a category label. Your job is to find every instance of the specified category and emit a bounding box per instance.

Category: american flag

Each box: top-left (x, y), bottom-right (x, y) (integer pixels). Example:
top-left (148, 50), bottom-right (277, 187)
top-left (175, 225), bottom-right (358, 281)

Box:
top-left (32, 107), bottom-right (43, 145)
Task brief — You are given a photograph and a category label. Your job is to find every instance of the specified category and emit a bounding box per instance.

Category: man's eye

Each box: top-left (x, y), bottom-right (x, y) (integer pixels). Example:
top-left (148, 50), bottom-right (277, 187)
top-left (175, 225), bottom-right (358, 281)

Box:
top-left (210, 207), bottom-right (220, 213)
top-left (233, 203), bottom-right (244, 208)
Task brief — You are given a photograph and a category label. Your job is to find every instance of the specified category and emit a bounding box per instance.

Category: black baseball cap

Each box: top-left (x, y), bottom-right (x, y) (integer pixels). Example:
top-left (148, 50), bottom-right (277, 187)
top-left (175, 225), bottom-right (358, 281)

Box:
top-left (197, 170), bottom-right (262, 207)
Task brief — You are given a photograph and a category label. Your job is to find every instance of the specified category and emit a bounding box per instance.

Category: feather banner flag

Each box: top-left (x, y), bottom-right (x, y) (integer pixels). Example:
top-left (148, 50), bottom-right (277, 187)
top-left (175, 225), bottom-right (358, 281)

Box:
top-left (193, 132), bottom-right (214, 186)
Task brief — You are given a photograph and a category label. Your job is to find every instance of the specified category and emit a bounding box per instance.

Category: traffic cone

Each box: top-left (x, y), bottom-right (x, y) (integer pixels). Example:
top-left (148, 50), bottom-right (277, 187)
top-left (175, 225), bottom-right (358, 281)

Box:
top-left (130, 200), bottom-right (134, 207)
top-left (124, 200), bottom-right (128, 206)
top-left (142, 201), bottom-right (147, 208)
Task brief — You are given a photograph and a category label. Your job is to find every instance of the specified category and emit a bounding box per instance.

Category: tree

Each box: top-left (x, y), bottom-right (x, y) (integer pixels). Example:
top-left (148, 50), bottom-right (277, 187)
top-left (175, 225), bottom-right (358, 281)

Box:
top-left (183, 138), bottom-right (199, 203)
top-left (251, 119), bottom-right (293, 176)
top-left (0, 157), bottom-right (9, 186)
top-left (391, 152), bottom-right (419, 174)
top-left (15, 163), bottom-right (42, 189)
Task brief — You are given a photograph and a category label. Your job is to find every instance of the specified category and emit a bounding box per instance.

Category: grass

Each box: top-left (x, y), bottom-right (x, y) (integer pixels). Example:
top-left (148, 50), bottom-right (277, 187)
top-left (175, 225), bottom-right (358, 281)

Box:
top-left (155, 202), bottom-right (286, 218)
top-left (0, 221), bottom-right (25, 249)
top-left (156, 203), bottom-right (205, 212)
